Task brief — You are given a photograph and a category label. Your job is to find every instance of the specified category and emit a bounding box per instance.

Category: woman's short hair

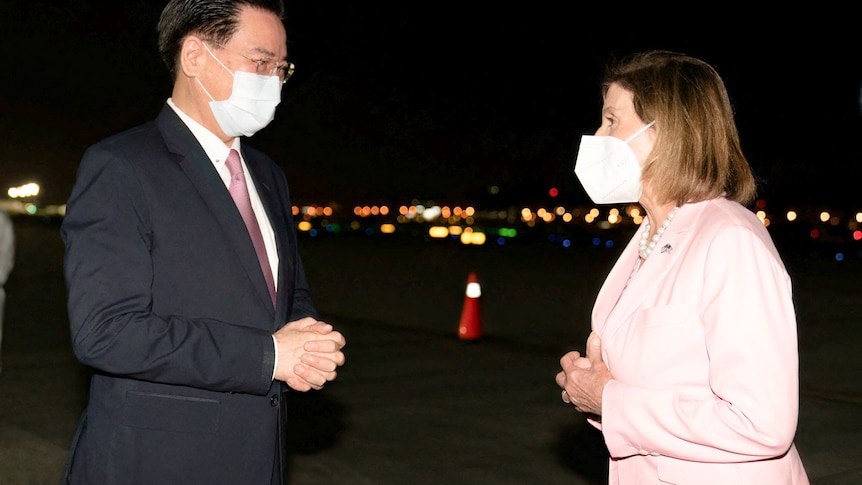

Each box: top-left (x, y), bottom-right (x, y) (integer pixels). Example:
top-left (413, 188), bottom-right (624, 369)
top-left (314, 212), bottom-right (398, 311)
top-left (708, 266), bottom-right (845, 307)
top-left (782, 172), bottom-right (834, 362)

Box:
top-left (602, 50), bottom-right (756, 206)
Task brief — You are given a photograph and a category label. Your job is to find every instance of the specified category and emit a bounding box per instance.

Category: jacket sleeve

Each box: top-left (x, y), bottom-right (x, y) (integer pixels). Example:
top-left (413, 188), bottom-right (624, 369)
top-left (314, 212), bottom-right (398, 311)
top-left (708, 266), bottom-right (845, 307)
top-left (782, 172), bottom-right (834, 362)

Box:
top-left (288, 250), bottom-right (318, 322)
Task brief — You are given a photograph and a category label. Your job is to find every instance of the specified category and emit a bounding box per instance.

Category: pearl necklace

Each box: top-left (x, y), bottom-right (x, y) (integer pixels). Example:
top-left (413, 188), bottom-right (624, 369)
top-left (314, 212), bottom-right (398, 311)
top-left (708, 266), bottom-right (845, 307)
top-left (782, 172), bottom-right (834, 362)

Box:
top-left (639, 207), bottom-right (679, 260)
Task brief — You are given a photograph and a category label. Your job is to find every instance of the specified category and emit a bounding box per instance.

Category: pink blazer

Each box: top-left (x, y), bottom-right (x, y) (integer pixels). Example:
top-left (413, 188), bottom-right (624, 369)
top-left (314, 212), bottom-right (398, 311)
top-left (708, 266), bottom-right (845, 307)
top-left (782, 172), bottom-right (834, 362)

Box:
top-left (589, 198), bottom-right (809, 484)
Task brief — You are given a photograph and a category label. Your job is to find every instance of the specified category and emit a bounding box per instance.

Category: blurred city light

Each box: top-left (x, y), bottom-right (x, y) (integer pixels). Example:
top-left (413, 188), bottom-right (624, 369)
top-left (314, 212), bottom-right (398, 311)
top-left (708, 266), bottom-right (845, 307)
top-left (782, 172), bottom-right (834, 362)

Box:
top-left (460, 228), bottom-right (486, 245)
top-left (428, 226), bottom-right (448, 239)
top-left (6, 183), bottom-right (857, 261)
top-left (129, 193), bottom-right (862, 261)
top-left (8, 182), bottom-right (40, 198)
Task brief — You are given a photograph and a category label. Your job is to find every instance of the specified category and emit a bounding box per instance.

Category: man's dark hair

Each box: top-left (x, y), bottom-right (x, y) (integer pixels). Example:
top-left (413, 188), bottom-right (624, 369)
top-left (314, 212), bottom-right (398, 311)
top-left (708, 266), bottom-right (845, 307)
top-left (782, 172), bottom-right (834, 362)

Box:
top-left (157, 0), bottom-right (285, 78)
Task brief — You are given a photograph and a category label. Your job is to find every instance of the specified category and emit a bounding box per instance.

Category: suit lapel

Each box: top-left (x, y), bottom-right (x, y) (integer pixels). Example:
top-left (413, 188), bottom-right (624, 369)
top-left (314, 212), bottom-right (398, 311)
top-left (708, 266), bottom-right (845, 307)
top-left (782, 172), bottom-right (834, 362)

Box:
top-left (240, 148), bottom-right (293, 316)
top-left (593, 202), bottom-right (706, 340)
top-left (155, 106), bottom-right (276, 317)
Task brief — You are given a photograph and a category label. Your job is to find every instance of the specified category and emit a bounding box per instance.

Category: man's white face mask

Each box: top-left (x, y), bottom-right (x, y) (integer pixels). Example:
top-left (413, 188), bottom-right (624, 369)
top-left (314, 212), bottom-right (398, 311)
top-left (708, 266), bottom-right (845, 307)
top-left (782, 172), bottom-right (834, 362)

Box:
top-left (196, 42), bottom-right (283, 137)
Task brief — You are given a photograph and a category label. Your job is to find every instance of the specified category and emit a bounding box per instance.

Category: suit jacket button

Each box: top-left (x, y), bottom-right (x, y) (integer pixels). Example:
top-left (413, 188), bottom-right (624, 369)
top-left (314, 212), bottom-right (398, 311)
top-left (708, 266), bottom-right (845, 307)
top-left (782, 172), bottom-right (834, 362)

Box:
top-left (270, 394), bottom-right (279, 407)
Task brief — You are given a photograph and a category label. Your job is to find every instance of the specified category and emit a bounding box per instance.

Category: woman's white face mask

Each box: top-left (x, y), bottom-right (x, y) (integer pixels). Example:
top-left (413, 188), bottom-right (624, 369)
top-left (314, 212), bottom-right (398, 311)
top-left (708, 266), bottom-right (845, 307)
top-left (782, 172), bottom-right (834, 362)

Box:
top-left (573, 121), bottom-right (655, 204)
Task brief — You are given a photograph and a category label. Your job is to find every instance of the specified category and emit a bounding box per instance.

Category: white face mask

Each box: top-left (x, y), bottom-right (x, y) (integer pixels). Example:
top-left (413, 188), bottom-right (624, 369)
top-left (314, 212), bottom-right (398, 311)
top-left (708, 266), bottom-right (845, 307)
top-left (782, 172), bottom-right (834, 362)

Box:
top-left (573, 121), bottom-right (655, 204)
top-left (197, 42), bottom-right (282, 137)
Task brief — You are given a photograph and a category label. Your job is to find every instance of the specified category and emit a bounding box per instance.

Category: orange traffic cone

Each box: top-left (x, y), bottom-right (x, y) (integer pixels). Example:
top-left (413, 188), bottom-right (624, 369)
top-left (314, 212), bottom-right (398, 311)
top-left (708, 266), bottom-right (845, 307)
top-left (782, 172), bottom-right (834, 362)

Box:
top-left (458, 272), bottom-right (483, 341)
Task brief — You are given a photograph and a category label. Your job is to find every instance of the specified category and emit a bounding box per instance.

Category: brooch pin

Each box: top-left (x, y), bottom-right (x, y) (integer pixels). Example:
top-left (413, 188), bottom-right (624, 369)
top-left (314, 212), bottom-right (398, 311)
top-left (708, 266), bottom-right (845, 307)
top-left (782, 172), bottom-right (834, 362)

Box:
top-left (660, 244), bottom-right (672, 254)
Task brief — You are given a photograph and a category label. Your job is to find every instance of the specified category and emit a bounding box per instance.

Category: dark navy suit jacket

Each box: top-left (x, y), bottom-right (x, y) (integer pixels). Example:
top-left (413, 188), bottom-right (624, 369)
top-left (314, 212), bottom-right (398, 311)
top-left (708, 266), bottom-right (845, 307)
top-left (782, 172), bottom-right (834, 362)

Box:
top-left (61, 105), bottom-right (317, 484)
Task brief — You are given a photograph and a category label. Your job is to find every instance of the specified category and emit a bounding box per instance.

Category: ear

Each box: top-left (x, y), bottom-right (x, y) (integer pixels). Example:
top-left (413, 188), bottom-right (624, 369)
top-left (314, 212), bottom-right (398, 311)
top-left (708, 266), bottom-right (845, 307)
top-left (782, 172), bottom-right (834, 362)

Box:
top-left (178, 35), bottom-right (207, 79)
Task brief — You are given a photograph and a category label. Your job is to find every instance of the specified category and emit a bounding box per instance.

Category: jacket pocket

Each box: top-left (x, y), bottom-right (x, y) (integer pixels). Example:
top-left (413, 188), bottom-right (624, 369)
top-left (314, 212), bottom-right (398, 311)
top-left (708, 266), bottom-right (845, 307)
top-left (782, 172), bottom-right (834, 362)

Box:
top-left (123, 390), bottom-right (220, 434)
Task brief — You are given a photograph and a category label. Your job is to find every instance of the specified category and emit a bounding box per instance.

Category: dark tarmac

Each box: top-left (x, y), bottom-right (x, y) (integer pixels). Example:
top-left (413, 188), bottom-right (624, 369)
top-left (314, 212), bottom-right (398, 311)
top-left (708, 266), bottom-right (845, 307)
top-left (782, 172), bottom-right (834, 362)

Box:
top-left (0, 216), bottom-right (860, 484)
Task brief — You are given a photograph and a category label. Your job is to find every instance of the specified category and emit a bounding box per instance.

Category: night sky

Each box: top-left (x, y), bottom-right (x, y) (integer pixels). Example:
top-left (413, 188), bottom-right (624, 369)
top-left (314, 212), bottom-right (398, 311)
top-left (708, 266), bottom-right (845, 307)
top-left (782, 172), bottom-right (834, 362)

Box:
top-left (2, 2), bottom-right (860, 208)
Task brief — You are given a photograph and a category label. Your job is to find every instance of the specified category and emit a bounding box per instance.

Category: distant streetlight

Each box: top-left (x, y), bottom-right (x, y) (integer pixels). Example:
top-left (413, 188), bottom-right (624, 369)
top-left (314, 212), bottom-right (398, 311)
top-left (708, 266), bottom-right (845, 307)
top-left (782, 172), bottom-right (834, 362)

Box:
top-left (7, 183), bottom-right (40, 199)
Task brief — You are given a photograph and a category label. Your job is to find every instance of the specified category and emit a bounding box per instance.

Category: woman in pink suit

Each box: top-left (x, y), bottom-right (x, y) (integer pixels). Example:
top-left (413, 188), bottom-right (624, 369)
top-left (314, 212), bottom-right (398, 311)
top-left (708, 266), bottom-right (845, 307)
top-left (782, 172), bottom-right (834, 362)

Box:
top-left (555, 51), bottom-right (810, 484)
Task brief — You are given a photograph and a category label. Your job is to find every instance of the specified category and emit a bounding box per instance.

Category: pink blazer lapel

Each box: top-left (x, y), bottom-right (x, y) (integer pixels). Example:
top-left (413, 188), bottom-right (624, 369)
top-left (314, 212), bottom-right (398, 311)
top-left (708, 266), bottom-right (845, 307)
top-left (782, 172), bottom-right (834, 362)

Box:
top-left (591, 232), bottom-right (639, 334)
top-left (592, 202), bottom-right (706, 340)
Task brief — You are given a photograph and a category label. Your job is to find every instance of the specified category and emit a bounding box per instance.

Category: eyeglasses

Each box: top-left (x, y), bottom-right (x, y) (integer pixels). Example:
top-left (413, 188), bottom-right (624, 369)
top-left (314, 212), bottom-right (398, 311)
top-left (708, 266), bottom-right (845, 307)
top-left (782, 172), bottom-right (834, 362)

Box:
top-left (235, 52), bottom-right (295, 84)
top-left (204, 41), bottom-right (295, 84)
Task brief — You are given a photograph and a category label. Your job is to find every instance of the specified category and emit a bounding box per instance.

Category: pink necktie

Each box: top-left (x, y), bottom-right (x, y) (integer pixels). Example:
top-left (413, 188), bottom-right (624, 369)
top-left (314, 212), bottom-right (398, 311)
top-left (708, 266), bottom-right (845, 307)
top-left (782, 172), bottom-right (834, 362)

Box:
top-left (226, 149), bottom-right (277, 308)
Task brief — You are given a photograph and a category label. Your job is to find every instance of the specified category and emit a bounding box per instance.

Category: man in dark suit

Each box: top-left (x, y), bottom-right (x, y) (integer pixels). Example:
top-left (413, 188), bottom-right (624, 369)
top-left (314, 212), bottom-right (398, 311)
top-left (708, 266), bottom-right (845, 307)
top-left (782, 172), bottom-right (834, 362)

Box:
top-left (60, 1), bottom-right (346, 483)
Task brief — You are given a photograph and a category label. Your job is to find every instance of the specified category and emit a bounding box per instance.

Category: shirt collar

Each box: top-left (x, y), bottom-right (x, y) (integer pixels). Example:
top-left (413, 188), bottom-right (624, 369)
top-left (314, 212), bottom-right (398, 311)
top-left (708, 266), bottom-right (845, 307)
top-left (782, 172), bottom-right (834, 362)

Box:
top-left (166, 98), bottom-right (241, 166)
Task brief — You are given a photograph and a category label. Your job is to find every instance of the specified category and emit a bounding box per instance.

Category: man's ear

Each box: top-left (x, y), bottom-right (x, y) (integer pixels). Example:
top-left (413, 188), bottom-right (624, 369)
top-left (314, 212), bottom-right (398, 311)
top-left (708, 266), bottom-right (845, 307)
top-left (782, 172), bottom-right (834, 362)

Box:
top-left (179, 35), bottom-right (206, 79)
